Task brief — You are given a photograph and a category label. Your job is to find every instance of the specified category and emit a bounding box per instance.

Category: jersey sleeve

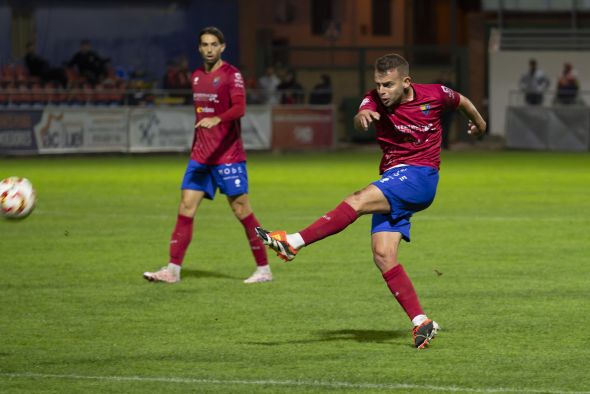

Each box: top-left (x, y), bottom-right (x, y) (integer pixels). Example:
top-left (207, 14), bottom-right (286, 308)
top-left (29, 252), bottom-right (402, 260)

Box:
top-left (357, 91), bottom-right (378, 112)
top-left (218, 71), bottom-right (246, 122)
top-left (437, 84), bottom-right (460, 111)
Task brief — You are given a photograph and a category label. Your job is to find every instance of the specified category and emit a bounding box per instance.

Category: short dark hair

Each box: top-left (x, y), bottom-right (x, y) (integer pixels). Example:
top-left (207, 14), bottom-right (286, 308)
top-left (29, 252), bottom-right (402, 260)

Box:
top-left (199, 26), bottom-right (225, 45)
top-left (375, 53), bottom-right (409, 76)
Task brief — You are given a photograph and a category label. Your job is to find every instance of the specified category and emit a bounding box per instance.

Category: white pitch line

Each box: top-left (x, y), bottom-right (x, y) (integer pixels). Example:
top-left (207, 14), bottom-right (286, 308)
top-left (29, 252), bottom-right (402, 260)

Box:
top-left (1, 372), bottom-right (588, 394)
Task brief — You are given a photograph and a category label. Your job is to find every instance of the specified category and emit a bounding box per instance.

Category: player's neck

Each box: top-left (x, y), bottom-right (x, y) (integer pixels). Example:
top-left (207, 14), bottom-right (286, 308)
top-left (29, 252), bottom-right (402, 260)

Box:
top-left (204, 59), bottom-right (224, 73)
top-left (400, 86), bottom-right (415, 104)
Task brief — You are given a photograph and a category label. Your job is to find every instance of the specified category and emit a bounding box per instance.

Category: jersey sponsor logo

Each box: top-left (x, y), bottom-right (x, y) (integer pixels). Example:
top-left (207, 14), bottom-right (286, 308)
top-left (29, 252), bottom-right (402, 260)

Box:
top-left (193, 93), bottom-right (219, 103)
top-left (233, 72), bottom-right (244, 89)
top-left (395, 123), bottom-right (433, 133)
top-left (395, 123), bottom-right (434, 145)
top-left (420, 104), bottom-right (431, 115)
top-left (217, 166), bottom-right (243, 176)
top-left (196, 106), bottom-right (215, 113)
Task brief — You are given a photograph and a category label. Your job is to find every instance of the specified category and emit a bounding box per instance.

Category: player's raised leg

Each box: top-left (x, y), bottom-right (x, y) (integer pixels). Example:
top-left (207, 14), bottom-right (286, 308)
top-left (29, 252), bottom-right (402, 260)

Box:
top-left (256, 184), bottom-right (388, 261)
top-left (372, 230), bottom-right (438, 349)
top-left (228, 193), bottom-right (272, 283)
top-left (144, 189), bottom-right (205, 283)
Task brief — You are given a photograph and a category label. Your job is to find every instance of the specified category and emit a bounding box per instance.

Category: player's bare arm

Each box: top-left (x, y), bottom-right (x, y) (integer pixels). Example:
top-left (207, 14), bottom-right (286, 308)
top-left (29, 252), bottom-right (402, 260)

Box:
top-left (458, 95), bottom-right (486, 136)
top-left (196, 116), bottom-right (222, 129)
top-left (354, 110), bottom-right (381, 131)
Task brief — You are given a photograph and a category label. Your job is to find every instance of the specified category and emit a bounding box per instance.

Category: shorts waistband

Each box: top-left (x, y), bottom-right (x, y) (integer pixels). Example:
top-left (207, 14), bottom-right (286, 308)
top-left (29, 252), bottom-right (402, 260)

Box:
top-left (383, 164), bottom-right (409, 172)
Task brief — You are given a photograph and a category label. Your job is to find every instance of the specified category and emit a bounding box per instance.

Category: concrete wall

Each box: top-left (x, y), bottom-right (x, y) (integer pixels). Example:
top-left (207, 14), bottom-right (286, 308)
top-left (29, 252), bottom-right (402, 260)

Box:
top-left (489, 51), bottom-right (590, 137)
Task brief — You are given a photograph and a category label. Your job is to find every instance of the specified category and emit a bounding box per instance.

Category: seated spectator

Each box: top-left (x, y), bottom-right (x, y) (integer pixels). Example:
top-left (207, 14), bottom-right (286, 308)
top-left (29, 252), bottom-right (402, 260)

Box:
top-left (176, 56), bottom-right (192, 104)
top-left (555, 62), bottom-right (580, 105)
top-left (128, 69), bottom-right (154, 106)
top-left (309, 74), bottom-right (332, 104)
top-left (24, 42), bottom-right (68, 87)
top-left (277, 69), bottom-right (304, 105)
top-left (176, 56), bottom-right (192, 89)
top-left (163, 60), bottom-right (180, 90)
top-left (68, 39), bottom-right (110, 87)
top-left (163, 56), bottom-right (192, 105)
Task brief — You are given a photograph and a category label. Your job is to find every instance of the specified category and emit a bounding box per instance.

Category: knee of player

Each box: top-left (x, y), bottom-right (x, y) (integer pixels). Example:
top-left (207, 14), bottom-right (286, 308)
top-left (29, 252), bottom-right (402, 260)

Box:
top-left (179, 200), bottom-right (197, 216)
top-left (230, 201), bottom-right (251, 219)
top-left (372, 245), bottom-right (398, 267)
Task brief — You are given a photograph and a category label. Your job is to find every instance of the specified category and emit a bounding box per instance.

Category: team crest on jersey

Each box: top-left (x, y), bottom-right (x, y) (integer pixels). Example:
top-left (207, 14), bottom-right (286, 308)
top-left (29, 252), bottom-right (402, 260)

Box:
top-left (420, 104), bottom-right (431, 115)
top-left (213, 76), bottom-right (221, 87)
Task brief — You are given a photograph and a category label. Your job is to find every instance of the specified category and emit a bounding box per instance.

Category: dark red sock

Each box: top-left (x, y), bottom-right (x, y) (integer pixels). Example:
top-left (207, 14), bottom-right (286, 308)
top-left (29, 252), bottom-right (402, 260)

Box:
top-left (240, 213), bottom-right (268, 267)
top-left (299, 201), bottom-right (358, 245)
top-left (382, 264), bottom-right (425, 321)
top-left (169, 214), bottom-right (194, 265)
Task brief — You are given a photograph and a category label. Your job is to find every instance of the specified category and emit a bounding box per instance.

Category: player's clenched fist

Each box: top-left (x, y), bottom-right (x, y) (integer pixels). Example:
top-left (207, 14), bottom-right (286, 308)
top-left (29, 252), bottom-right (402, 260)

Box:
top-left (354, 110), bottom-right (381, 131)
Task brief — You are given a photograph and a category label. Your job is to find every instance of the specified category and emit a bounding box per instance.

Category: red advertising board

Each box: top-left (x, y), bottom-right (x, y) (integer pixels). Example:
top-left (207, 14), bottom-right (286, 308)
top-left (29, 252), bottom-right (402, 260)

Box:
top-left (271, 106), bottom-right (334, 150)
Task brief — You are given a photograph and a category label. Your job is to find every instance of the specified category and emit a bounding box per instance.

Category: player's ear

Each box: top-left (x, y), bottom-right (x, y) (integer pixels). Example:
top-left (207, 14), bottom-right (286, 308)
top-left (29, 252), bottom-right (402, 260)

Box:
top-left (402, 75), bottom-right (412, 88)
top-left (220, 44), bottom-right (226, 53)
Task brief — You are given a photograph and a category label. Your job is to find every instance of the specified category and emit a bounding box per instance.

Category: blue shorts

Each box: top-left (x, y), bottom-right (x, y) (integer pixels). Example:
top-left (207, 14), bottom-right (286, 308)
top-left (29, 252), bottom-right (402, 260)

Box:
top-left (180, 160), bottom-right (248, 200)
top-left (371, 165), bottom-right (439, 242)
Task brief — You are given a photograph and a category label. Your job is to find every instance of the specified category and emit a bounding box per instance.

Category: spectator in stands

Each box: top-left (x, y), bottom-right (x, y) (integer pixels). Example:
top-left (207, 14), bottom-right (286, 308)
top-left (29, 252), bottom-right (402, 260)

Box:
top-left (68, 39), bottom-right (110, 86)
top-left (433, 70), bottom-right (455, 150)
top-left (163, 56), bottom-right (192, 104)
top-left (163, 59), bottom-right (180, 90)
top-left (177, 55), bottom-right (192, 104)
top-left (278, 69), bottom-right (304, 105)
top-left (519, 59), bottom-right (550, 106)
top-left (258, 66), bottom-right (280, 104)
top-left (176, 55), bottom-right (192, 89)
top-left (24, 42), bottom-right (67, 87)
top-left (309, 74), bottom-right (332, 105)
top-left (240, 66), bottom-right (261, 104)
top-left (555, 62), bottom-right (580, 105)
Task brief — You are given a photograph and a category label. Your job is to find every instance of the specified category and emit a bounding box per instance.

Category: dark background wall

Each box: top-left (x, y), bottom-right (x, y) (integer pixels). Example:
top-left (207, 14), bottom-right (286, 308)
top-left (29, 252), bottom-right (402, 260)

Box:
top-left (0, 0), bottom-right (10, 64)
top-left (6, 0), bottom-right (240, 81)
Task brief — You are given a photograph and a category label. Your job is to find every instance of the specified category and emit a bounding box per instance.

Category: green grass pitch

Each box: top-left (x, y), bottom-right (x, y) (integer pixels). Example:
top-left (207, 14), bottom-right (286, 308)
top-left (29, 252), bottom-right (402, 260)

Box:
top-left (1, 150), bottom-right (589, 393)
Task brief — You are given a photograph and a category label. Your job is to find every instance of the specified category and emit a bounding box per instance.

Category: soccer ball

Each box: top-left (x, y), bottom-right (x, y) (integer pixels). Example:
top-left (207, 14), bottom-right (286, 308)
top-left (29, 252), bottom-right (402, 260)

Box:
top-left (0, 177), bottom-right (36, 219)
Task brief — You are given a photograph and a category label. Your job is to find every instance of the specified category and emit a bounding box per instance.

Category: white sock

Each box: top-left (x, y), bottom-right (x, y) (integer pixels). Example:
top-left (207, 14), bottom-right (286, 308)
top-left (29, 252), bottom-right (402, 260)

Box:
top-left (286, 233), bottom-right (305, 249)
top-left (257, 265), bottom-right (271, 274)
top-left (412, 314), bottom-right (428, 327)
top-left (167, 263), bottom-right (181, 277)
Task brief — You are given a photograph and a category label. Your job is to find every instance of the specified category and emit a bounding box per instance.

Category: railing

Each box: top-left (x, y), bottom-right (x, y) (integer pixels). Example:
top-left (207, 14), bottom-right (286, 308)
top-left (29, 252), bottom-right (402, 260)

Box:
top-left (493, 28), bottom-right (590, 51)
top-left (0, 88), bottom-right (321, 107)
top-left (508, 89), bottom-right (590, 106)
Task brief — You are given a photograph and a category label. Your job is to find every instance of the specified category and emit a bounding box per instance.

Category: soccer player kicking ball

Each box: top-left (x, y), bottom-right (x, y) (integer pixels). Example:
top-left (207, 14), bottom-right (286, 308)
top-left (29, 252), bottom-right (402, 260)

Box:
top-left (144, 27), bottom-right (271, 284)
top-left (257, 53), bottom-right (486, 348)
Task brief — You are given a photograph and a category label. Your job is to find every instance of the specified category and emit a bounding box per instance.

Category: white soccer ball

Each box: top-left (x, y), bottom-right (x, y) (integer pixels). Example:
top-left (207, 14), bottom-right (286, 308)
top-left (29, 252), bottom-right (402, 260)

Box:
top-left (0, 177), bottom-right (36, 219)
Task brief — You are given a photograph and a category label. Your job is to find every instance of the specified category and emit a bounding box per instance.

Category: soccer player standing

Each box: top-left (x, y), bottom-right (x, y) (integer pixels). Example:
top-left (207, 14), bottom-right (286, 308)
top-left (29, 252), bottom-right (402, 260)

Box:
top-left (256, 53), bottom-right (486, 348)
top-left (144, 27), bottom-right (271, 284)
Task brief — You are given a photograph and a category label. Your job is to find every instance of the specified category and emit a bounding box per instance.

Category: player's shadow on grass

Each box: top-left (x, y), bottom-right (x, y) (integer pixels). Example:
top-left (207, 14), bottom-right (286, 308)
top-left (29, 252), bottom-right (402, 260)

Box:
top-left (181, 268), bottom-right (239, 280)
top-left (245, 329), bottom-right (406, 346)
top-left (317, 329), bottom-right (406, 343)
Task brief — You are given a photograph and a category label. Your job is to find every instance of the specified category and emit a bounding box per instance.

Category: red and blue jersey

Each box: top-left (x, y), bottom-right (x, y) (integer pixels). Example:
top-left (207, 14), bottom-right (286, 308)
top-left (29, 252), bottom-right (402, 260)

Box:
top-left (190, 62), bottom-right (246, 165)
top-left (358, 83), bottom-right (460, 172)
